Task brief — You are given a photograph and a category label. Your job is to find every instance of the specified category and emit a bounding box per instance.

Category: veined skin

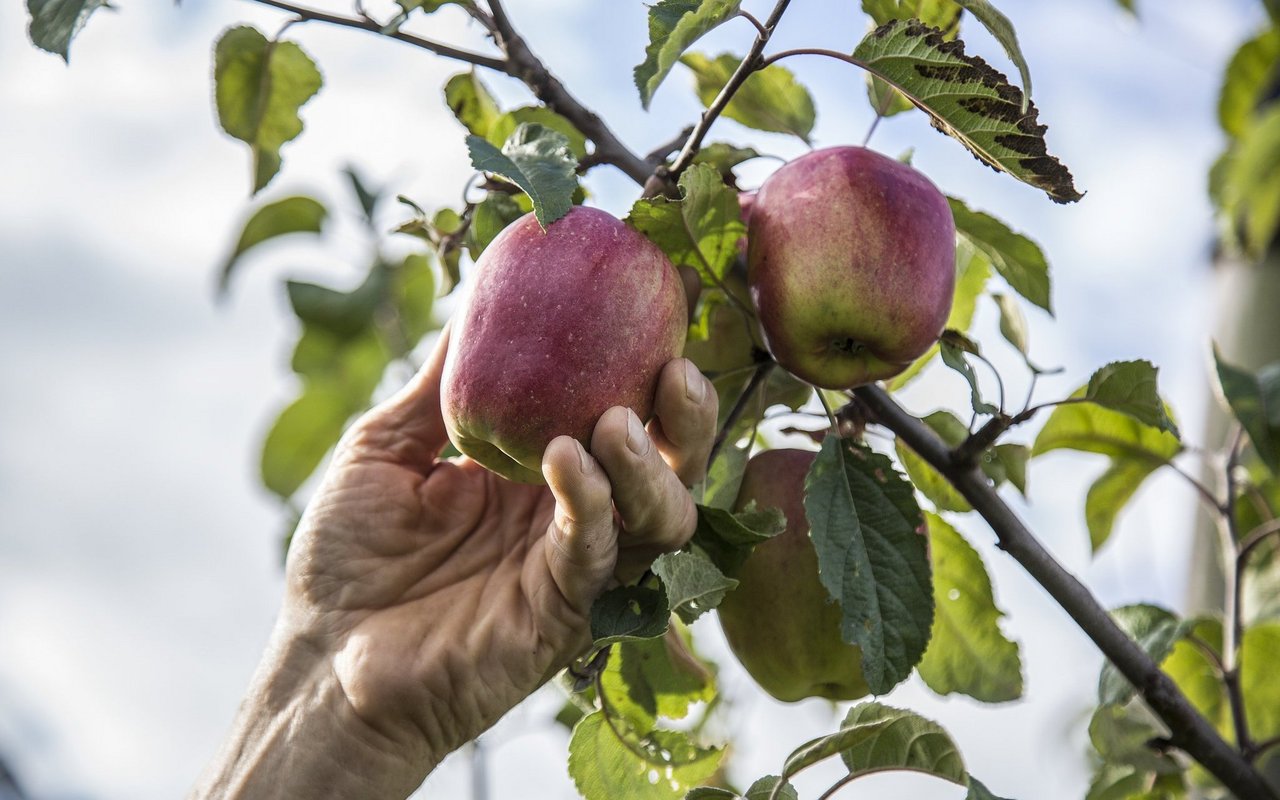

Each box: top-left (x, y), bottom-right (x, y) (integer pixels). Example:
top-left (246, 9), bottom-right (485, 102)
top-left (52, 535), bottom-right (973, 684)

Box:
top-left (717, 448), bottom-right (871, 702)
top-left (441, 206), bottom-right (686, 484)
top-left (748, 146), bottom-right (955, 389)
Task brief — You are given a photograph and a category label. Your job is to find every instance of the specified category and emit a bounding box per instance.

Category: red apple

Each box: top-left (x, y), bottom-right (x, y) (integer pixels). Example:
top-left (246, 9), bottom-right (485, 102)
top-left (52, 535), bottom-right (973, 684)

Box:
top-left (440, 206), bottom-right (686, 483)
top-left (717, 448), bottom-right (870, 702)
top-left (747, 146), bottom-right (955, 389)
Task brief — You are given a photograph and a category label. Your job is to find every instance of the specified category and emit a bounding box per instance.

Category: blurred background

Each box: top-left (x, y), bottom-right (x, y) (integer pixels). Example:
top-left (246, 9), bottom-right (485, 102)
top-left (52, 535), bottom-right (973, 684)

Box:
top-left (0, 0), bottom-right (1266, 797)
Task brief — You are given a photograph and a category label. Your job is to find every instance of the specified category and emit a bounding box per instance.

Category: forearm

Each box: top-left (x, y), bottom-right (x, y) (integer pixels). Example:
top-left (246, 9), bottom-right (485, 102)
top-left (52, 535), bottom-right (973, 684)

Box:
top-left (189, 630), bottom-right (435, 800)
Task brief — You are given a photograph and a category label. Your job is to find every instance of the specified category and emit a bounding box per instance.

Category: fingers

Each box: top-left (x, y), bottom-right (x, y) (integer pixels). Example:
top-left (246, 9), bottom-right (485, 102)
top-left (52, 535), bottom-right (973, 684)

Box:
top-left (590, 406), bottom-right (698, 571)
top-left (542, 435), bottom-right (618, 613)
top-left (648, 359), bottom-right (718, 486)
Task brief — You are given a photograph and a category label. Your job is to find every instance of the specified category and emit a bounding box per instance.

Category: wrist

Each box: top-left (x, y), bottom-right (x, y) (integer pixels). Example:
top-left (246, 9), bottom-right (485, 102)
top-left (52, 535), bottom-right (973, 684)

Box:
top-left (190, 627), bottom-right (438, 800)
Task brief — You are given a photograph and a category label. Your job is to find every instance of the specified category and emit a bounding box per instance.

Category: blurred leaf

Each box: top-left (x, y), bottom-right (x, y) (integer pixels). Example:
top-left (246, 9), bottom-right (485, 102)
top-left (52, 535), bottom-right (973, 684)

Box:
top-left (261, 383), bottom-right (351, 498)
top-left (467, 123), bottom-right (577, 228)
top-left (488, 106), bottom-right (589, 159)
top-left (599, 633), bottom-right (714, 727)
top-left (682, 52), bottom-right (816, 143)
top-left (853, 21), bottom-right (1080, 203)
top-left (1242, 623), bottom-right (1280, 744)
top-left (26, 0), bottom-right (107, 61)
top-left (392, 252), bottom-right (436, 346)
top-left (468, 193), bottom-right (524, 257)
top-left (286, 261), bottom-right (390, 339)
top-left (290, 326), bottom-right (391, 397)
top-left (993, 292), bottom-right (1029, 354)
top-left (1215, 347), bottom-right (1280, 474)
top-left (948, 196), bottom-right (1051, 313)
top-left (896, 411), bottom-right (972, 512)
top-left (396, 0), bottom-right (462, 12)
top-left (343, 166), bottom-right (380, 223)
top-left (568, 712), bottom-right (723, 800)
top-left (983, 443), bottom-right (1028, 494)
top-left (1088, 705), bottom-right (1182, 776)
top-left (1161, 619), bottom-right (1229, 737)
top-left (940, 336), bottom-right (999, 416)
top-left (1218, 28), bottom-right (1280, 139)
top-left (634, 0), bottom-right (742, 108)
top-left (691, 502), bottom-right (786, 578)
top-left (220, 196), bottom-right (327, 294)
top-left (919, 514), bottom-right (1023, 702)
top-left (1084, 360), bottom-right (1180, 437)
top-left (627, 163), bottom-right (744, 286)
top-left (1218, 104), bottom-right (1280, 259)
top-left (444, 71), bottom-right (503, 137)
top-left (804, 437), bottom-right (932, 694)
top-left (214, 26), bottom-right (323, 193)
top-left (1084, 459), bottom-right (1153, 552)
top-left (653, 550), bottom-right (737, 623)
top-left (591, 585), bottom-right (670, 646)
top-left (1098, 604), bottom-right (1192, 706)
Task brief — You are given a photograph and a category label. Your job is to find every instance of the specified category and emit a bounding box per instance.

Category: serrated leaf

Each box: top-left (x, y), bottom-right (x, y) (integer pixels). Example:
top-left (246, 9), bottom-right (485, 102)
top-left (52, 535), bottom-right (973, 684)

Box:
top-left (919, 514), bottom-right (1023, 702)
top-left (852, 21), bottom-right (1080, 203)
top-left (1098, 604), bottom-right (1192, 706)
top-left (600, 633), bottom-right (714, 728)
top-left (940, 337), bottom-right (999, 416)
top-left (949, 0), bottom-right (1033, 108)
top-left (220, 196), bottom-right (327, 294)
top-left (838, 703), bottom-right (968, 783)
top-left (261, 383), bottom-right (352, 498)
top-left (1218, 29), bottom-right (1280, 139)
top-left (591, 585), bottom-right (671, 646)
top-left (691, 502), bottom-right (786, 577)
top-left (466, 123), bottom-right (578, 228)
top-left (214, 26), bottom-right (323, 193)
top-left (992, 292), bottom-right (1028, 354)
top-left (487, 106), bottom-right (589, 159)
top-left (682, 52), bottom-right (816, 143)
top-left (653, 550), bottom-right (738, 623)
top-left (26, 0), bottom-right (107, 61)
top-left (627, 163), bottom-right (744, 285)
top-left (1215, 347), bottom-right (1280, 474)
top-left (804, 437), bottom-right (932, 694)
top-left (948, 196), bottom-right (1051, 313)
top-left (635, 0), bottom-right (742, 108)
top-left (896, 411), bottom-right (972, 512)
top-left (1084, 361), bottom-right (1180, 437)
top-left (569, 712), bottom-right (723, 800)
top-left (444, 71), bottom-right (502, 137)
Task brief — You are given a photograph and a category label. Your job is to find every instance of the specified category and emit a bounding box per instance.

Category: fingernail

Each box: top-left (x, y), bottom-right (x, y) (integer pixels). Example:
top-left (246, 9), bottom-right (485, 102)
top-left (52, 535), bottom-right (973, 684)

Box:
top-left (626, 409), bottom-right (650, 456)
top-left (684, 360), bottom-right (706, 404)
top-left (575, 440), bottom-right (594, 474)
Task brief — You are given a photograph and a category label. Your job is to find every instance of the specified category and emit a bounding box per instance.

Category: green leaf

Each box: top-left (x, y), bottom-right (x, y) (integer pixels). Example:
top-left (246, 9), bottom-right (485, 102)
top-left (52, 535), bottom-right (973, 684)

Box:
top-left (343, 166), bottom-right (380, 224)
top-left (591, 585), bottom-right (670, 646)
top-left (992, 293), bottom-right (1028, 354)
top-left (1083, 459), bottom-right (1155, 552)
top-left (466, 123), bottom-right (578, 228)
top-left (1084, 361), bottom-right (1180, 437)
top-left (701, 442), bottom-right (749, 510)
top-left (1218, 29), bottom-right (1280, 139)
top-left (838, 703), bottom-right (968, 783)
top-left (691, 143), bottom-right (763, 174)
top-left (691, 502), bottom-right (786, 578)
top-left (1242, 622), bottom-right (1280, 744)
top-left (26, 0), bottom-right (107, 61)
top-left (866, 73), bottom-right (916, 118)
top-left (804, 437), bottom-right (932, 694)
top-left (948, 196), bottom-right (1051, 313)
top-left (634, 0), bottom-right (742, 109)
top-left (392, 252), bottom-right (436, 345)
top-left (896, 411), bottom-right (972, 512)
top-left (568, 712), bottom-right (723, 800)
top-left (949, 0), bottom-right (1034, 108)
top-left (443, 71), bottom-right (502, 137)
top-left (1088, 705), bottom-right (1183, 775)
top-left (940, 336), bottom-right (999, 416)
top-left (1161, 618), bottom-right (1229, 737)
top-left (1098, 604), bottom-right (1192, 706)
top-left (261, 384), bottom-right (352, 498)
top-left (290, 327), bottom-right (391, 400)
top-left (467, 193), bottom-right (524, 257)
top-left (627, 163), bottom-right (744, 285)
top-left (682, 52), bottom-right (817, 143)
top-left (1215, 347), bottom-right (1280, 474)
top-left (220, 196), bottom-right (327, 294)
top-left (861, 0), bottom-right (963, 34)
top-left (744, 777), bottom-right (797, 800)
top-left (214, 26), bottom-right (323, 194)
top-left (919, 514), bottom-right (1023, 702)
top-left (1218, 104), bottom-right (1280, 259)
top-left (852, 21), bottom-right (1081, 203)
top-left (600, 633), bottom-right (714, 727)
top-left (982, 443), bottom-right (1028, 495)
top-left (286, 262), bottom-right (390, 339)
top-left (652, 550), bottom-right (738, 623)
top-left (487, 106), bottom-right (589, 160)
top-left (396, 0), bottom-right (462, 12)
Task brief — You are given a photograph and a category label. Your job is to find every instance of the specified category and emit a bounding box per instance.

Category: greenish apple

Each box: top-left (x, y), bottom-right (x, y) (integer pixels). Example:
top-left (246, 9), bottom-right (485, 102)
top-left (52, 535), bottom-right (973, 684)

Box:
top-left (440, 206), bottom-right (686, 483)
top-left (717, 448), bottom-right (871, 702)
top-left (747, 146), bottom-right (955, 389)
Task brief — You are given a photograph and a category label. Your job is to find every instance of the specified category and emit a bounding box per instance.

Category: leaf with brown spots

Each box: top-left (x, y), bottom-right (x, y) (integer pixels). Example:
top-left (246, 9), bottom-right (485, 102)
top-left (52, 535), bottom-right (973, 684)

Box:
top-left (852, 20), bottom-right (1082, 203)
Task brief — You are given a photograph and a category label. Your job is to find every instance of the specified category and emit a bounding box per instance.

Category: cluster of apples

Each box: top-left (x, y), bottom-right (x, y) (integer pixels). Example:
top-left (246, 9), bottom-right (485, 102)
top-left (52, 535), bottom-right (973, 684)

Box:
top-left (440, 145), bottom-right (955, 701)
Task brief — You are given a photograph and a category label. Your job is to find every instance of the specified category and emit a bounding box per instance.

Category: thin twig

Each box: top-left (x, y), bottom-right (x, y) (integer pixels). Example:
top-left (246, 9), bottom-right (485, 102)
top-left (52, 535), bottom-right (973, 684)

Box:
top-left (736, 9), bottom-right (768, 37)
top-left (707, 359), bottom-right (775, 470)
top-left (1221, 426), bottom-right (1255, 754)
top-left (851, 385), bottom-right (1278, 800)
top-left (1239, 518), bottom-right (1280, 564)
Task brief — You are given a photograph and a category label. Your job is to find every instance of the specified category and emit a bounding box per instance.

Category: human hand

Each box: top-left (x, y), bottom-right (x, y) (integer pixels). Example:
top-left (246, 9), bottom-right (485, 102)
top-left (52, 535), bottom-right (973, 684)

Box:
top-left (191, 324), bottom-right (717, 800)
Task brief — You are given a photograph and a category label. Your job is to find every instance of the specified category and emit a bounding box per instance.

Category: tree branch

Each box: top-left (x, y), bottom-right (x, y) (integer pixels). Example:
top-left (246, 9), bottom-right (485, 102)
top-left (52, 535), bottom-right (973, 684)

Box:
top-left (851, 385), bottom-right (1278, 800)
top-left (243, 0), bottom-right (509, 71)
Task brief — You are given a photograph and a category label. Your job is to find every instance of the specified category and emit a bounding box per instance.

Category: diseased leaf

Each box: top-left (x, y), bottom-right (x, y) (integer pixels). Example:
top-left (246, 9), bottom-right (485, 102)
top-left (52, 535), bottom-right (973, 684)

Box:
top-left (467, 123), bottom-right (578, 228)
top-left (26, 0), bottom-right (107, 61)
top-left (568, 712), bottom-right (722, 800)
top-left (948, 196), bottom-right (1051, 313)
top-left (1218, 29), bottom-right (1280, 139)
top-left (443, 71), bottom-right (502, 137)
top-left (896, 411), bottom-right (972, 512)
top-left (1215, 347), bottom-right (1280, 474)
top-left (627, 163), bottom-right (744, 285)
top-left (591, 585), bottom-right (670, 646)
top-left (682, 52), bottom-right (817, 143)
top-left (652, 550), bottom-right (738, 623)
top-left (804, 438), bottom-right (932, 694)
top-left (1084, 361), bottom-right (1180, 437)
top-left (220, 196), bottom-right (327, 294)
top-left (852, 21), bottom-right (1081, 203)
top-left (949, 0), bottom-right (1033, 108)
top-left (1098, 604), bottom-right (1192, 706)
top-left (919, 514), bottom-right (1023, 703)
top-left (635, 0), bottom-right (742, 108)
top-left (691, 502), bottom-right (786, 578)
top-left (214, 26), bottom-right (323, 193)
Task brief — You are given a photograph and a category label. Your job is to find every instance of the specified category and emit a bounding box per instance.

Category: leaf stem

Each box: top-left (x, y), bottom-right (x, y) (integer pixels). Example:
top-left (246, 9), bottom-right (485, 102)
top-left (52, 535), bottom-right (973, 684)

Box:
top-left (850, 385), bottom-right (1278, 800)
top-left (707, 358), bottom-right (775, 471)
top-left (1220, 425), bottom-right (1255, 754)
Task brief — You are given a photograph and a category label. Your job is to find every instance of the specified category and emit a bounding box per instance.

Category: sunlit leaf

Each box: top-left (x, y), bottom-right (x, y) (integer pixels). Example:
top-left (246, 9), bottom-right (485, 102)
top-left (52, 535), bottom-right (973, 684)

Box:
top-left (949, 196), bottom-right (1051, 313)
top-left (1218, 28), bottom-right (1280, 139)
top-left (896, 411), bottom-right (972, 512)
top-left (569, 712), bottom-right (722, 800)
top-left (682, 52), bottom-right (816, 143)
top-left (652, 550), bottom-right (738, 623)
top-left (634, 0), bottom-right (742, 108)
top-left (444, 70), bottom-right (502, 137)
top-left (627, 163), bottom-right (744, 286)
top-left (1097, 604), bottom-right (1192, 706)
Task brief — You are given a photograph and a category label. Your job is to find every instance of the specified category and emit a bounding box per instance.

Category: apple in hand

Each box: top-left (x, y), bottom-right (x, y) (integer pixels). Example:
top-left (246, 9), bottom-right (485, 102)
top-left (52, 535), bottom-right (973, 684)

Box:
top-left (716, 448), bottom-right (870, 702)
top-left (747, 146), bottom-right (955, 389)
top-left (440, 206), bottom-right (686, 484)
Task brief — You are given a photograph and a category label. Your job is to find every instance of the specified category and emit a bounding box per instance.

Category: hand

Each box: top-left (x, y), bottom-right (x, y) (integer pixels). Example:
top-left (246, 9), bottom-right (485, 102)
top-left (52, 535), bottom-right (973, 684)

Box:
top-left (191, 325), bottom-right (718, 800)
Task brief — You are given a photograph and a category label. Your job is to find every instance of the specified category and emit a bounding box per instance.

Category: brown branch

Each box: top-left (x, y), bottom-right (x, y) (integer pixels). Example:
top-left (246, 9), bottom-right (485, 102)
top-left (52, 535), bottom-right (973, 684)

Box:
top-left (852, 385), bottom-right (1278, 800)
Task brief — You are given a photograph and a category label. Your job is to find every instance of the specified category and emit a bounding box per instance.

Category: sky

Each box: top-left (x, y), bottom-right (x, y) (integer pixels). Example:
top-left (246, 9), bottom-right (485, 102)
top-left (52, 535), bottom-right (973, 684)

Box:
top-left (0, 0), bottom-right (1265, 798)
